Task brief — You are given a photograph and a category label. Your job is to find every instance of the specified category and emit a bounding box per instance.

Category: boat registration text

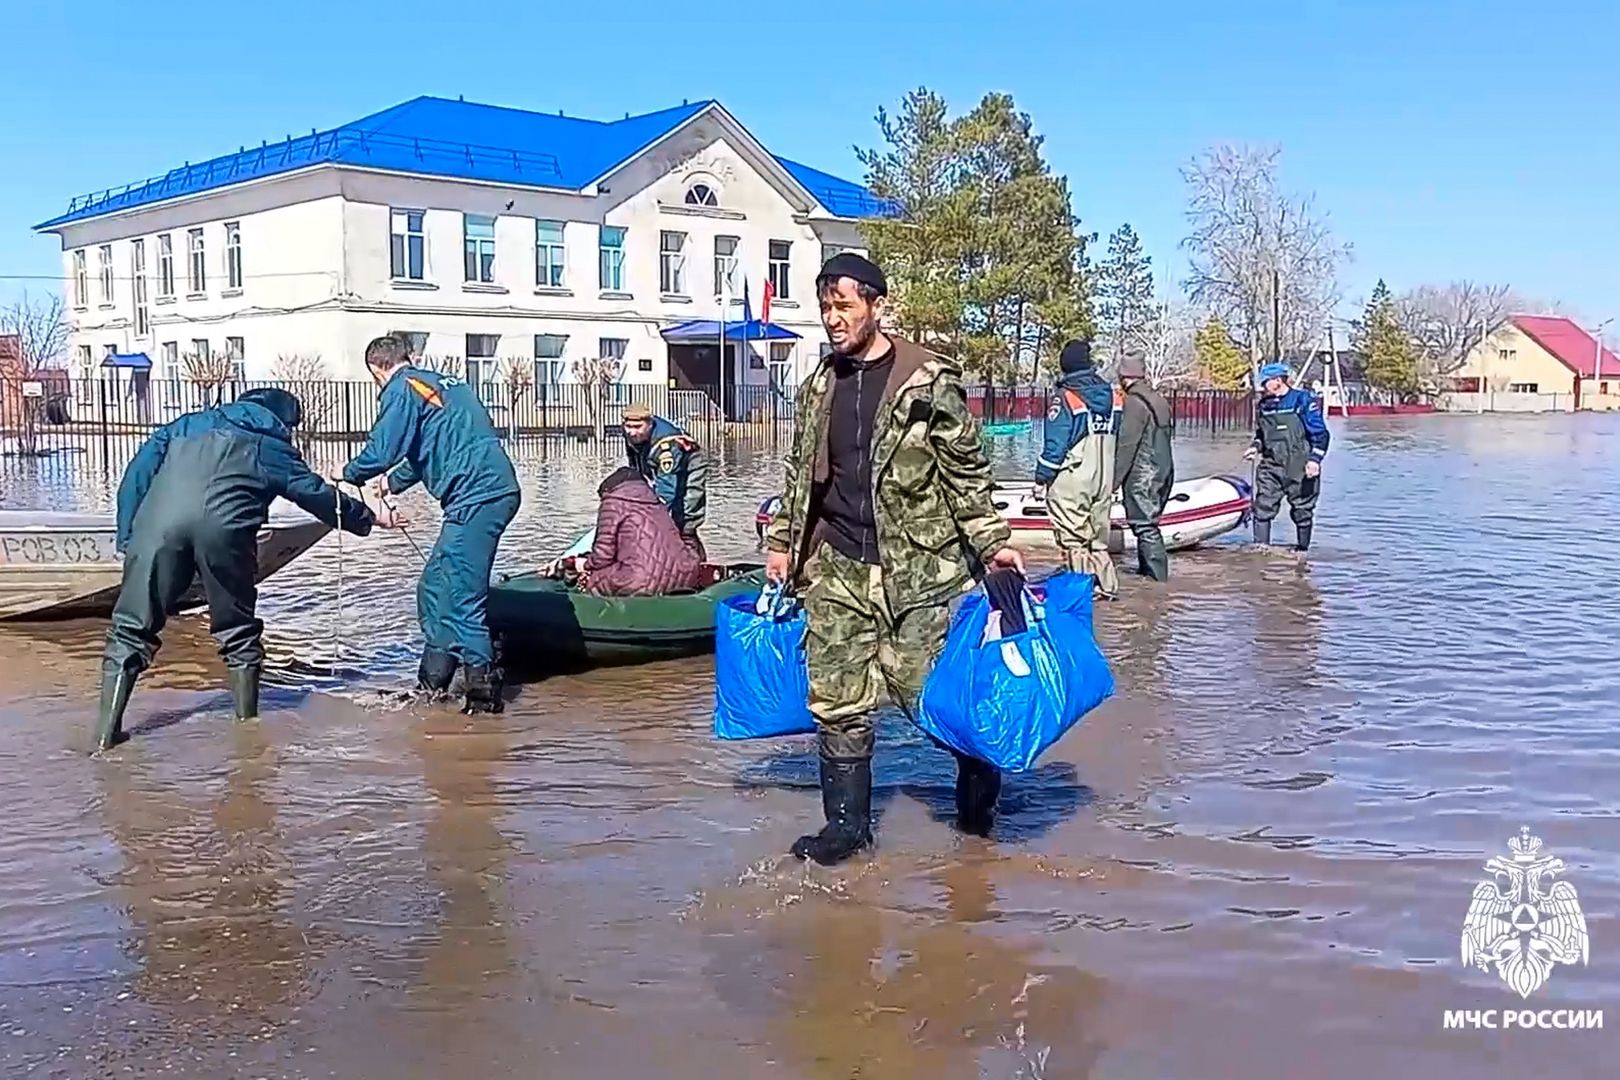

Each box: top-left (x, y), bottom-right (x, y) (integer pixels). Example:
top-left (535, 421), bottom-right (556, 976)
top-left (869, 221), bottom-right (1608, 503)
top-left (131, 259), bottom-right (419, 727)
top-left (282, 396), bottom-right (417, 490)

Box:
top-left (0, 534), bottom-right (119, 565)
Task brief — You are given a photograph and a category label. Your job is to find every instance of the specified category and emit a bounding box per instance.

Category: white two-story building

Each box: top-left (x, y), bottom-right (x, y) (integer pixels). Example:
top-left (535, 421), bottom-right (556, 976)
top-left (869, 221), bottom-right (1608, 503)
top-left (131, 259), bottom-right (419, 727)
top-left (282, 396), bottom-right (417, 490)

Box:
top-left (36, 95), bottom-right (892, 413)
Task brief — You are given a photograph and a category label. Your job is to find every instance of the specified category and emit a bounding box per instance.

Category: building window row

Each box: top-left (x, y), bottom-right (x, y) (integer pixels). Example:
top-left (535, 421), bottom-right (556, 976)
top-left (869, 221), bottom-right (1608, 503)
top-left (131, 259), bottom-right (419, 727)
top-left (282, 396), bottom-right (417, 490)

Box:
top-left (388, 209), bottom-right (796, 301)
top-left (70, 221), bottom-right (244, 318)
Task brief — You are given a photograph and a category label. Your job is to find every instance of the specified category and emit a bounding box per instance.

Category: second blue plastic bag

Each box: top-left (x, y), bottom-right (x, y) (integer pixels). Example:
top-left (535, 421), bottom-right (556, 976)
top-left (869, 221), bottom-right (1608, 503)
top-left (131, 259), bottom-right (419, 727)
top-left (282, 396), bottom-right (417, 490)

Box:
top-left (915, 571), bottom-right (1114, 772)
top-left (713, 583), bottom-right (817, 740)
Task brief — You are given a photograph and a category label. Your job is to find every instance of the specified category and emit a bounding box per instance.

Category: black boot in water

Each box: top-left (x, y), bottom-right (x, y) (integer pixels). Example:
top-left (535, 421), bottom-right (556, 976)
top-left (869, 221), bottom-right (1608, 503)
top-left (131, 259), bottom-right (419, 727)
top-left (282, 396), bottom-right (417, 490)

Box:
top-left (417, 647), bottom-right (458, 695)
top-left (95, 665), bottom-right (137, 752)
top-left (954, 752), bottom-right (1002, 837)
top-left (1253, 518), bottom-right (1272, 545)
top-left (228, 665), bottom-right (261, 721)
top-left (1295, 523), bottom-right (1313, 551)
top-left (791, 757), bottom-right (874, 866)
top-left (460, 663), bottom-right (504, 715)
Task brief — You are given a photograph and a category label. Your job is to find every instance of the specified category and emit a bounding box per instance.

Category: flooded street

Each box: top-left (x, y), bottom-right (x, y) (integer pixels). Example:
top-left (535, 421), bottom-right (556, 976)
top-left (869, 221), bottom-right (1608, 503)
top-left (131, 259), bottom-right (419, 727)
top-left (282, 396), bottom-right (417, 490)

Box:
top-left (2, 413), bottom-right (1618, 1078)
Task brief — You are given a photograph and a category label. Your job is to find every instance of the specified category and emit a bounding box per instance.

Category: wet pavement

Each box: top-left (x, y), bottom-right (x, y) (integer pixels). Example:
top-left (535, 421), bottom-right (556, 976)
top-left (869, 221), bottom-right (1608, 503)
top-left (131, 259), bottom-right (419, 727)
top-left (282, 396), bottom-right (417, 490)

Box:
top-left (1, 414), bottom-right (1618, 1078)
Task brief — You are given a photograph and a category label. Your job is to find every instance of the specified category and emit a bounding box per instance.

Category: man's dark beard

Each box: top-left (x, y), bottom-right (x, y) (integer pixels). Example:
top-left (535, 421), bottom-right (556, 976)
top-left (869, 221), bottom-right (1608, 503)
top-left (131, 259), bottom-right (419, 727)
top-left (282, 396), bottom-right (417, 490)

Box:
top-left (831, 316), bottom-right (878, 359)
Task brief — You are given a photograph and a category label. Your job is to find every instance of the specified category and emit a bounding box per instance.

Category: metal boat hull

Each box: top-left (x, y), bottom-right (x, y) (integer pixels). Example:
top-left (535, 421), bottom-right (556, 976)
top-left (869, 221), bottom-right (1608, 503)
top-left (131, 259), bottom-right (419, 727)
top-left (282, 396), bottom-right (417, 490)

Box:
top-left (0, 503), bottom-right (331, 622)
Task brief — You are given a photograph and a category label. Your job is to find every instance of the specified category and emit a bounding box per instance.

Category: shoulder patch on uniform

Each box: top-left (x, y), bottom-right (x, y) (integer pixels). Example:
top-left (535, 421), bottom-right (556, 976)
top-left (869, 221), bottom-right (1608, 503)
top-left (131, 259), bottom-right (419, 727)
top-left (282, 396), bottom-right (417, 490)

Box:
top-left (657, 451), bottom-right (675, 473)
top-left (405, 376), bottom-right (444, 409)
top-left (1047, 397), bottom-right (1062, 421)
top-left (1062, 388), bottom-right (1084, 411)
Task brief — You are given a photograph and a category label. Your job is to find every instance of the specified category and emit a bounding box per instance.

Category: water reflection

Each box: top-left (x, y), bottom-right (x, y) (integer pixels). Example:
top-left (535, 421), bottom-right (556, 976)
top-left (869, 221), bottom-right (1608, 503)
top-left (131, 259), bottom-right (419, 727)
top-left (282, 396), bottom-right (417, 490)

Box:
top-left (705, 858), bottom-right (1107, 1079)
top-left (97, 725), bottom-right (313, 1022)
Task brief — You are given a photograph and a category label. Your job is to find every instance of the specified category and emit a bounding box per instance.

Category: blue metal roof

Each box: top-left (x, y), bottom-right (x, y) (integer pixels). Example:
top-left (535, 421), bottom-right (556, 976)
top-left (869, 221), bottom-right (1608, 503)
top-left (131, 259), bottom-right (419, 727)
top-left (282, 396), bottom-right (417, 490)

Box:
top-left (36, 96), bottom-right (897, 229)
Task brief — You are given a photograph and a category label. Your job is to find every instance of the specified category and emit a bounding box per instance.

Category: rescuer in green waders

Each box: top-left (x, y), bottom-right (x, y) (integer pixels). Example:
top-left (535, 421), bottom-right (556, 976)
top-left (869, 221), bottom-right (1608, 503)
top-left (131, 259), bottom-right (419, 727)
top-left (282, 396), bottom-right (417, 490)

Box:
top-left (96, 388), bottom-right (379, 752)
top-left (764, 253), bottom-right (1025, 866)
top-left (1245, 362), bottom-right (1330, 551)
top-left (1112, 354), bottom-right (1175, 581)
top-left (1037, 339), bottom-right (1123, 599)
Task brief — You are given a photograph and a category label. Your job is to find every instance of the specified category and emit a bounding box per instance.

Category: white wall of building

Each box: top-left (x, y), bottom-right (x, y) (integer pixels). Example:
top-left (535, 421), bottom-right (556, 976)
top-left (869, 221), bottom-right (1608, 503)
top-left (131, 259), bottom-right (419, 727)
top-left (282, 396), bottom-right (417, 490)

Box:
top-left (48, 108), bottom-right (870, 393)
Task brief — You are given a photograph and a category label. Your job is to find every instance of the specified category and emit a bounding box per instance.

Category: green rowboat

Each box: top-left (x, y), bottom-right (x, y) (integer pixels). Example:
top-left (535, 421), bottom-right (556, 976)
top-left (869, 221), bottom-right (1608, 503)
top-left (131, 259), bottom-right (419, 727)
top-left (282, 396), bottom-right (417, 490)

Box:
top-left (489, 563), bottom-right (767, 671)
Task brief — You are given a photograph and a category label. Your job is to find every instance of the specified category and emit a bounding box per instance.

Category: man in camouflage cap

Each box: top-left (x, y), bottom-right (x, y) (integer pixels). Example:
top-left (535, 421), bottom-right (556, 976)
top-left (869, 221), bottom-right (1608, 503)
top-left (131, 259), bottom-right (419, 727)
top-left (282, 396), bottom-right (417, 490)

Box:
top-left (765, 252), bottom-right (1025, 865)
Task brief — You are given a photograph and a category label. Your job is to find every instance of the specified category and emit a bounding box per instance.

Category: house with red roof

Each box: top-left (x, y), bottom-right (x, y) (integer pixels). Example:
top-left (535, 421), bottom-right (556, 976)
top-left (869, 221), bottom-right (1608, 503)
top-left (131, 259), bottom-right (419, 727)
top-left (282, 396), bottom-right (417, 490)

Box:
top-left (1451, 315), bottom-right (1619, 411)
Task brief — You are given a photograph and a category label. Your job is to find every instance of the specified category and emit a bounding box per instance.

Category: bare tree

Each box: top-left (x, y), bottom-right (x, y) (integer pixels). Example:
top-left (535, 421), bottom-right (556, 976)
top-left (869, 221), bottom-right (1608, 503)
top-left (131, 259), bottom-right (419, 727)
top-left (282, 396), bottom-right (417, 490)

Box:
top-left (1136, 299), bottom-right (1199, 388)
top-left (1394, 281), bottom-right (1517, 380)
top-left (269, 352), bottom-right (337, 445)
top-left (497, 355), bottom-right (533, 437)
top-left (570, 355), bottom-right (624, 437)
top-left (1179, 144), bottom-right (1352, 376)
top-left (1, 293), bottom-right (70, 456)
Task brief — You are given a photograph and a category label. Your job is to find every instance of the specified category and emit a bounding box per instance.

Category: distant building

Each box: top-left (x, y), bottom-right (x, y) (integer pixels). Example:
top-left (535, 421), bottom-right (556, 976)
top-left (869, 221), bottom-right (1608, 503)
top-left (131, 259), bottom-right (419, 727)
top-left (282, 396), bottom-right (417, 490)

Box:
top-left (34, 96), bottom-right (894, 409)
top-left (1449, 315), bottom-right (1619, 411)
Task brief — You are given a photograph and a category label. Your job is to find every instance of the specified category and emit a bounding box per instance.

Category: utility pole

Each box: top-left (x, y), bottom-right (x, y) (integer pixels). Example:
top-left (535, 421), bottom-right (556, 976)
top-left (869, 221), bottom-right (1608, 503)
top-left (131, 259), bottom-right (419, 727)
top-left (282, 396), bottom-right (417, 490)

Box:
top-left (1594, 318), bottom-right (1614, 411)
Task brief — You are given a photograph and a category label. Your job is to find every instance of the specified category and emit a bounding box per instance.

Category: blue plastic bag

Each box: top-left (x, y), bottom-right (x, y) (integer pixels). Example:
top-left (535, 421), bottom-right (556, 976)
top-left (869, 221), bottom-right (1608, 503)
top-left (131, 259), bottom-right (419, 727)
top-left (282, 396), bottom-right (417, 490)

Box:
top-left (713, 583), bottom-right (817, 739)
top-left (915, 571), bottom-right (1114, 772)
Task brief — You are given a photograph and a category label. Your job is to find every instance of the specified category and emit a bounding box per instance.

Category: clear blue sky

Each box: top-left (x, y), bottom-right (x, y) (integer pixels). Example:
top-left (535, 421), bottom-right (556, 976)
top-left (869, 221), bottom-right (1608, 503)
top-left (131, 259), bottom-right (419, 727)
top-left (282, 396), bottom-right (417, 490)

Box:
top-left (4, 0), bottom-right (1616, 331)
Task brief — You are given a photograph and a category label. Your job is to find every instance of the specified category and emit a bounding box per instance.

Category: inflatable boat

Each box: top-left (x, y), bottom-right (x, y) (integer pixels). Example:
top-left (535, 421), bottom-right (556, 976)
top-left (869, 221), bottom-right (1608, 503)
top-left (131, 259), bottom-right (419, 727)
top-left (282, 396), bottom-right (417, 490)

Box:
top-left (488, 563), bottom-right (766, 672)
top-left (753, 474), bottom-right (1251, 554)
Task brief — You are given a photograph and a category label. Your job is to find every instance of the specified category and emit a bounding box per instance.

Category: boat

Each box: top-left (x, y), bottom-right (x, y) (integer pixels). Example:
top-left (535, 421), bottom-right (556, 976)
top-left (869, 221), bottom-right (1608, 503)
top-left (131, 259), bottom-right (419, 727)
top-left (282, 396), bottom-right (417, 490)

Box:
top-left (0, 503), bottom-right (332, 622)
top-left (753, 474), bottom-right (1252, 554)
top-left (488, 562), bottom-right (767, 672)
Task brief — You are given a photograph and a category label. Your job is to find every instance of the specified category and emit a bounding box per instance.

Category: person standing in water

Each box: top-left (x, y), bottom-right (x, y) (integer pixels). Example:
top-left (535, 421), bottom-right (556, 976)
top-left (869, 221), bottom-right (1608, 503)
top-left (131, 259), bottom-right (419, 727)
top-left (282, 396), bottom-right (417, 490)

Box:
top-left (1112, 354), bottom-right (1176, 581)
top-left (340, 335), bottom-right (522, 713)
top-left (96, 388), bottom-right (379, 751)
top-left (1036, 338), bottom-right (1123, 598)
top-left (1245, 361), bottom-right (1330, 551)
top-left (764, 253), bottom-right (1024, 866)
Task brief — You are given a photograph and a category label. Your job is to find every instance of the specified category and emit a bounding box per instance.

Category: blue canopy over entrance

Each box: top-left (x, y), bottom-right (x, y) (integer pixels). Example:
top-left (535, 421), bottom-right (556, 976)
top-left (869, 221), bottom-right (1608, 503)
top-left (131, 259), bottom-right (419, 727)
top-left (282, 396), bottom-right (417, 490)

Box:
top-left (101, 352), bottom-right (152, 369)
top-left (661, 319), bottom-right (799, 342)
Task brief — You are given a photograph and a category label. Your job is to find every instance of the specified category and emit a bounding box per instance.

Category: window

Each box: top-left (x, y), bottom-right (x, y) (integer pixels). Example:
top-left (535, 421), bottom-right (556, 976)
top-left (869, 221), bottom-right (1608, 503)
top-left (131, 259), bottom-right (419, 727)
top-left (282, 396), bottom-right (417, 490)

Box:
top-left (535, 221), bottom-right (565, 288)
top-left (187, 228), bottom-right (206, 293)
top-left (97, 245), bottom-right (114, 304)
top-left (684, 183), bottom-right (718, 207)
top-left (1498, 347), bottom-right (1517, 362)
top-left (72, 251), bottom-right (87, 307)
top-left (225, 337), bottom-right (245, 381)
top-left (131, 240), bottom-right (149, 339)
top-left (769, 342), bottom-right (793, 389)
top-left (76, 344), bottom-right (92, 370)
top-left (714, 236), bottom-right (739, 296)
top-left (1509, 382), bottom-right (1539, 393)
top-left (103, 344), bottom-right (117, 360)
top-left (463, 214), bottom-right (496, 283)
top-left (157, 235), bottom-right (174, 298)
top-left (224, 222), bottom-right (242, 290)
top-left (535, 334), bottom-right (567, 395)
top-left (465, 334), bottom-right (498, 395)
top-left (821, 243), bottom-right (856, 267)
top-left (599, 338), bottom-right (629, 404)
top-left (190, 339), bottom-right (211, 373)
top-left (390, 210), bottom-right (426, 281)
top-left (160, 341), bottom-right (177, 373)
top-left (599, 226), bottom-right (626, 291)
top-left (390, 330), bottom-right (429, 359)
top-left (769, 240), bottom-right (791, 300)
top-left (660, 230), bottom-right (687, 295)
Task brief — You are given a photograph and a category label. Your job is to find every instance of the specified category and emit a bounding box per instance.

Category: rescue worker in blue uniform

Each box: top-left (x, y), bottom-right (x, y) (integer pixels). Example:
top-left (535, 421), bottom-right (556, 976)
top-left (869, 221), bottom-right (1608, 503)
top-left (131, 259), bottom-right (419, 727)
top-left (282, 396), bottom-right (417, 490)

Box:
top-left (96, 388), bottom-right (378, 752)
top-left (1036, 339), bottom-right (1123, 598)
top-left (1245, 361), bottom-right (1330, 550)
top-left (341, 335), bottom-right (522, 713)
top-left (621, 403), bottom-right (708, 560)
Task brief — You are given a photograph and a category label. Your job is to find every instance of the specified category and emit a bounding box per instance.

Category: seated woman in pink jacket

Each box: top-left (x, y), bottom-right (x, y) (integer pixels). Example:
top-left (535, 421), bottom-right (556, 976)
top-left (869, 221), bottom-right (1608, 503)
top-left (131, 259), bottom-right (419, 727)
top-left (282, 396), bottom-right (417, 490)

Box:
top-left (577, 467), bottom-right (709, 596)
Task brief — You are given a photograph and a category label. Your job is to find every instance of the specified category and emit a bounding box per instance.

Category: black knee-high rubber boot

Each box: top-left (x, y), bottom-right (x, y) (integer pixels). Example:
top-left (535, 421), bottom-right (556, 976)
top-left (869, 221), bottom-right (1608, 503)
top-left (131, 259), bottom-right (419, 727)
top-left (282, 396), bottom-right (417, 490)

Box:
top-left (460, 663), bottom-right (503, 715)
top-left (95, 664), bottom-right (137, 751)
top-left (1296, 523), bottom-right (1313, 551)
top-left (954, 752), bottom-right (1003, 837)
top-left (228, 665), bottom-right (261, 721)
top-left (417, 647), bottom-right (458, 694)
top-left (790, 757), bottom-right (874, 866)
top-left (1253, 518), bottom-right (1272, 545)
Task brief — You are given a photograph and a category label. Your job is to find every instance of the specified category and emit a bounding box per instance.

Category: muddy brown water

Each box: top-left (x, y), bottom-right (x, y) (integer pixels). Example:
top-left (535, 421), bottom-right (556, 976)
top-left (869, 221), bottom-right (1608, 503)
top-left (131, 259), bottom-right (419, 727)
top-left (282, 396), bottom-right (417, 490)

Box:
top-left (1, 415), bottom-right (1618, 1078)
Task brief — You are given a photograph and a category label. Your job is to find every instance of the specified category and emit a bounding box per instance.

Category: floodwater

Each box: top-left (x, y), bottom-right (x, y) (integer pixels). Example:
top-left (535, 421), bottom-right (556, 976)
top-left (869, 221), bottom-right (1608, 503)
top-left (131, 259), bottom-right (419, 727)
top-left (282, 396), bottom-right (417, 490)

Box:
top-left (2, 414), bottom-right (1618, 1079)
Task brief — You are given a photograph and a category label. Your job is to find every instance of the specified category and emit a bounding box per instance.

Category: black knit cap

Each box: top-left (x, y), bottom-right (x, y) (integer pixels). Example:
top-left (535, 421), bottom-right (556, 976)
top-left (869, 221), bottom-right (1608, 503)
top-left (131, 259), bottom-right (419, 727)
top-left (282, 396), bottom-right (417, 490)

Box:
top-left (817, 252), bottom-right (888, 297)
top-left (239, 387), bottom-right (304, 428)
top-left (1059, 339), bottom-right (1094, 373)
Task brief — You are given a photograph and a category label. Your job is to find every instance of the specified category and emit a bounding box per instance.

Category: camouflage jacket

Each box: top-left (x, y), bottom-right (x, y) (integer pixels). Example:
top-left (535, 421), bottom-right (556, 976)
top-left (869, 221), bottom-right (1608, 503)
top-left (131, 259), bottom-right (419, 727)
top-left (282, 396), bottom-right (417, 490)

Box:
top-left (764, 337), bottom-right (1012, 613)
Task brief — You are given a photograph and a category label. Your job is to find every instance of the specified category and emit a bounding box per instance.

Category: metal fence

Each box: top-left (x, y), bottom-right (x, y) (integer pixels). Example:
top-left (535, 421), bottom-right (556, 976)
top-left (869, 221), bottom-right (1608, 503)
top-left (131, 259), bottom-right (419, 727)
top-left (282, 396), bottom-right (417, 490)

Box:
top-left (1, 376), bottom-right (1255, 481)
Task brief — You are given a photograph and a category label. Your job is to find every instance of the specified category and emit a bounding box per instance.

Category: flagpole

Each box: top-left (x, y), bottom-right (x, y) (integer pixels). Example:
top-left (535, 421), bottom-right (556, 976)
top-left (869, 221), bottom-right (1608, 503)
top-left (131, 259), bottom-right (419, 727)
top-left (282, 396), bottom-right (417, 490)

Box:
top-left (718, 271), bottom-right (727, 427)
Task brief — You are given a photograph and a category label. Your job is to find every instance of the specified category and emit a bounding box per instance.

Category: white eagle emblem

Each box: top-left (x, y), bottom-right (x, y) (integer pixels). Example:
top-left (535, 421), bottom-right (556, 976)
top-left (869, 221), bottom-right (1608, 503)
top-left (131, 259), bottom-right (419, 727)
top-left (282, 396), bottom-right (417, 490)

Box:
top-left (1460, 826), bottom-right (1589, 998)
